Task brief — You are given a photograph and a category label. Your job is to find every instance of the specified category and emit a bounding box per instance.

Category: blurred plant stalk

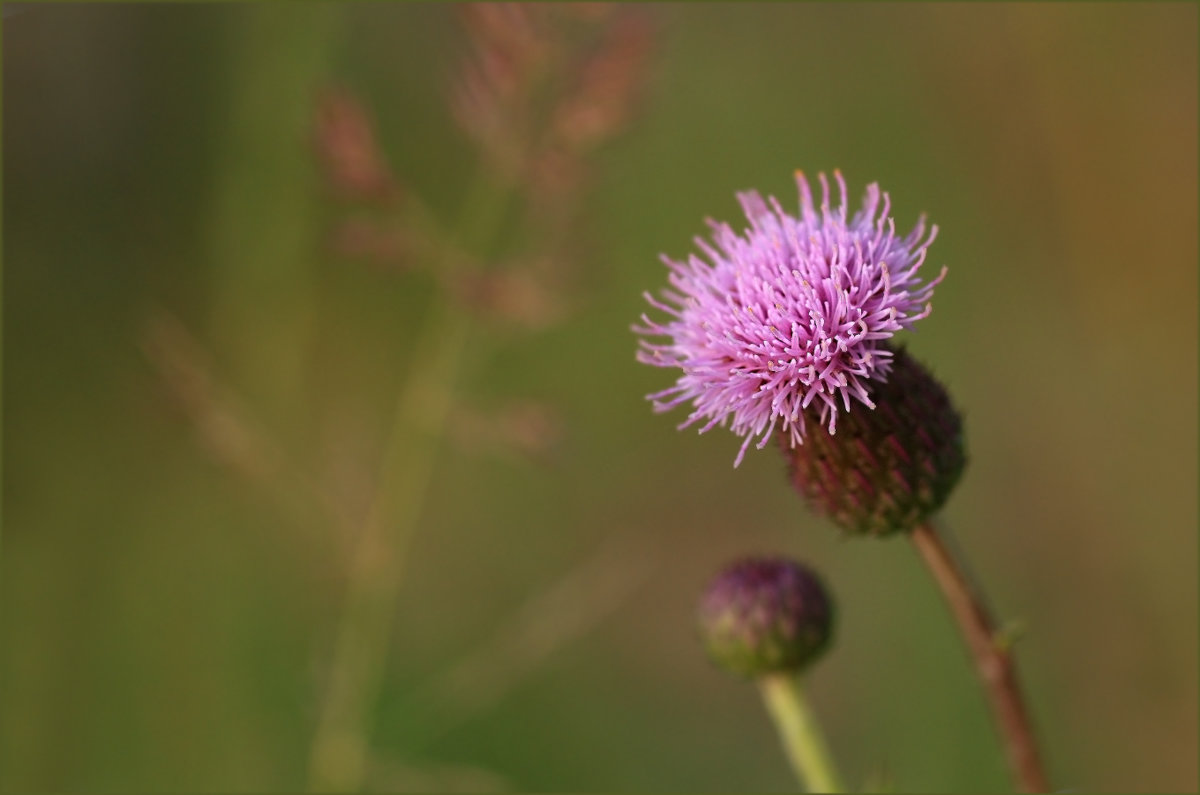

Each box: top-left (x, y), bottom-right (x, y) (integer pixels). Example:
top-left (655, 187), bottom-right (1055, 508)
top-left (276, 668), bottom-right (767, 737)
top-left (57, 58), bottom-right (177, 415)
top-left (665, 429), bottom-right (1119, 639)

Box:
top-left (306, 6), bottom-right (653, 791)
top-left (206, 5), bottom-right (343, 432)
top-left (307, 171), bottom-right (505, 793)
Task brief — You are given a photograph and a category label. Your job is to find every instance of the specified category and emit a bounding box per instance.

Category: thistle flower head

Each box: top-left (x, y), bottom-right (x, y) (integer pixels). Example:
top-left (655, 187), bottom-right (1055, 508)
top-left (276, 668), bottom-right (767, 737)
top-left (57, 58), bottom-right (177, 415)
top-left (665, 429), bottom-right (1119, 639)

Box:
top-left (782, 344), bottom-right (966, 537)
top-left (635, 171), bottom-right (945, 466)
top-left (697, 556), bottom-right (834, 678)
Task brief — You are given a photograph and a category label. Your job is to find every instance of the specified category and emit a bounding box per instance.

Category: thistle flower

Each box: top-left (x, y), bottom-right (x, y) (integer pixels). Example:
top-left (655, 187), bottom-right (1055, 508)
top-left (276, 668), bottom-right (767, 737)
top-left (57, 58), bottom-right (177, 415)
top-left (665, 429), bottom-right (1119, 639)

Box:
top-left (635, 171), bottom-right (946, 466)
top-left (697, 557), bottom-right (834, 678)
top-left (782, 343), bottom-right (966, 537)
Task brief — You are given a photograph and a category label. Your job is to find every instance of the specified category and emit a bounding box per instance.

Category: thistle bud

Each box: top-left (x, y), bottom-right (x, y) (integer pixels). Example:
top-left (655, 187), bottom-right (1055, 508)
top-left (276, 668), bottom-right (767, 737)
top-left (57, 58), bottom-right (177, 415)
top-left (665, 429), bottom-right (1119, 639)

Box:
top-left (697, 557), bottom-right (834, 678)
top-left (782, 345), bottom-right (966, 537)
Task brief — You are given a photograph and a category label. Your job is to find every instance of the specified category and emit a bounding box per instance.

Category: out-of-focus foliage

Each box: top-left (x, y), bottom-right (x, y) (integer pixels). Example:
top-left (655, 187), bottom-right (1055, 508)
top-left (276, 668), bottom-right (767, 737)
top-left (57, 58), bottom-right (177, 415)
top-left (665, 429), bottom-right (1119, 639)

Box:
top-left (2, 4), bottom-right (1196, 792)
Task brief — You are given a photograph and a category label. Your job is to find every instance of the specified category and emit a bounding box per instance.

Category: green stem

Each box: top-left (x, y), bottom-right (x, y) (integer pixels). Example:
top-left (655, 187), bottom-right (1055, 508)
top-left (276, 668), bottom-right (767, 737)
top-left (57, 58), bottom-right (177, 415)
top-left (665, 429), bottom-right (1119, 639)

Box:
top-left (758, 673), bottom-right (845, 793)
top-left (307, 172), bottom-right (506, 792)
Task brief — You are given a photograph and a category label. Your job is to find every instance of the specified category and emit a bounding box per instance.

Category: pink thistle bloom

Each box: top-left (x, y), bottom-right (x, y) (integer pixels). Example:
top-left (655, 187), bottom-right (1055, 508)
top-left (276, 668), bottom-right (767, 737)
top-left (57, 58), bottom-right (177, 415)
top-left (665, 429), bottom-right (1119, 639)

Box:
top-left (634, 171), bottom-right (946, 467)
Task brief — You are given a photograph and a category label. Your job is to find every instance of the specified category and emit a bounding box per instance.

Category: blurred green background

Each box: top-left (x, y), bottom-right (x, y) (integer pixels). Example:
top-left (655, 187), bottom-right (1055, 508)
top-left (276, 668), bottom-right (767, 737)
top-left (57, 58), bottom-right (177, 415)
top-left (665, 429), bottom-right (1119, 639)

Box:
top-left (3, 3), bottom-right (1196, 792)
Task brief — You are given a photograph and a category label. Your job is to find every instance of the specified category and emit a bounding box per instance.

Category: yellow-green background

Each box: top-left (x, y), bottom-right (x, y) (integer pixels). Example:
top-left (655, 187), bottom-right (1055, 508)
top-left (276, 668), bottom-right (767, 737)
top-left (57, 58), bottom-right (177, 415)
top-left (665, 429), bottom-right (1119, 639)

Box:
top-left (3, 4), bottom-right (1196, 792)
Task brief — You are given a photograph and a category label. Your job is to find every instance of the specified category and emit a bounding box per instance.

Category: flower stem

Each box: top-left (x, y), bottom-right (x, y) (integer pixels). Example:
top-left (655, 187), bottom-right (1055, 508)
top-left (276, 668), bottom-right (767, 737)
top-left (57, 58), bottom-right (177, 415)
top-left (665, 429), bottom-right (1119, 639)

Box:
top-left (909, 521), bottom-right (1049, 793)
top-left (307, 172), bottom-right (505, 792)
top-left (758, 673), bottom-right (845, 793)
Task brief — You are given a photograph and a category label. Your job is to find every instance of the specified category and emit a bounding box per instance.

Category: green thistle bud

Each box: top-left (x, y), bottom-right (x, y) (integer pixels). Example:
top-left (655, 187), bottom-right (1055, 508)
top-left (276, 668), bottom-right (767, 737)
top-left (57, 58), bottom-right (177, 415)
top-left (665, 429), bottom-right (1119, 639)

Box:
top-left (781, 344), bottom-right (966, 537)
top-left (697, 557), bottom-right (834, 678)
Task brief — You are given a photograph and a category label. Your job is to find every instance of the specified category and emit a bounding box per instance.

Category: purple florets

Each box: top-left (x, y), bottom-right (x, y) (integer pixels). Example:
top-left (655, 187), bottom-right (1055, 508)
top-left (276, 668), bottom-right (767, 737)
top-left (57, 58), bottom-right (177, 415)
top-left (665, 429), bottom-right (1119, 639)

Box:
top-left (634, 171), bottom-right (946, 466)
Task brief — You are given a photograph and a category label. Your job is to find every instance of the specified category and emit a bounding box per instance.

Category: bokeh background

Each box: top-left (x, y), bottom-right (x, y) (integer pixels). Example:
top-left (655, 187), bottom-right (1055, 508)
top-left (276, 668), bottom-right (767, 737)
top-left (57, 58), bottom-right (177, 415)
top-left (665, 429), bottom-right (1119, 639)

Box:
top-left (3, 3), bottom-right (1196, 792)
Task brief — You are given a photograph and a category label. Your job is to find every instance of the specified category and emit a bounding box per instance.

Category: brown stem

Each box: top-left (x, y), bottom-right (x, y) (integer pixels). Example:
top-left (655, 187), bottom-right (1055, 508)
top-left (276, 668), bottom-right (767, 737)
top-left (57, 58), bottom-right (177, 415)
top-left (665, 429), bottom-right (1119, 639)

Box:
top-left (910, 522), bottom-right (1049, 793)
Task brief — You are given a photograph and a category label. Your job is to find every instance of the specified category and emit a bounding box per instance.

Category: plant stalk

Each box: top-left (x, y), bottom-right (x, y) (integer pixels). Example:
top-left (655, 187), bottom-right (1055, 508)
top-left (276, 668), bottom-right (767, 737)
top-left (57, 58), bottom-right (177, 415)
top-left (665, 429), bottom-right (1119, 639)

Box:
top-left (758, 673), bottom-right (845, 793)
top-left (307, 173), bottom-right (505, 792)
top-left (910, 521), bottom-right (1049, 793)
